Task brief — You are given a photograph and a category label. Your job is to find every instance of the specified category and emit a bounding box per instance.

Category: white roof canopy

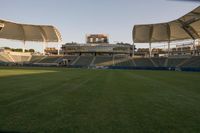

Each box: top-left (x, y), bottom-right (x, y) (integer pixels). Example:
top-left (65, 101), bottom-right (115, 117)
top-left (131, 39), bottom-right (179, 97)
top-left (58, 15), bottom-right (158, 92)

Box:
top-left (133, 6), bottom-right (200, 43)
top-left (0, 19), bottom-right (62, 43)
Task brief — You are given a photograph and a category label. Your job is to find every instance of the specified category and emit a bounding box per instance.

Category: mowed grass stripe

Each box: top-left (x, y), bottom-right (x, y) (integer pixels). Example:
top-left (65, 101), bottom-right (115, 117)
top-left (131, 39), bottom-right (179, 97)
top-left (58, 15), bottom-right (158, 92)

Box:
top-left (0, 68), bottom-right (200, 133)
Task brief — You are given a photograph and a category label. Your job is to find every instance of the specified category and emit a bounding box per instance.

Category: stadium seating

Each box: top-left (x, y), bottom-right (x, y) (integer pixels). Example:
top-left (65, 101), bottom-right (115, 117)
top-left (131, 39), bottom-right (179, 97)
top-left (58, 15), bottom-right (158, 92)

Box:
top-left (134, 58), bottom-right (154, 67)
top-left (167, 58), bottom-right (188, 67)
top-left (0, 53), bottom-right (11, 62)
top-left (30, 56), bottom-right (46, 63)
top-left (151, 58), bottom-right (166, 67)
top-left (30, 55), bottom-right (79, 65)
top-left (94, 56), bottom-right (113, 66)
top-left (114, 55), bottom-right (127, 60)
top-left (62, 56), bottom-right (78, 65)
top-left (181, 56), bottom-right (200, 68)
top-left (74, 56), bottom-right (94, 66)
top-left (21, 56), bottom-right (31, 62)
top-left (115, 59), bottom-right (134, 66)
top-left (10, 55), bottom-right (22, 63)
top-left (0, 52), bottom-right (32, 63)
top-left (1, 52), bottom-right (200, 69)
top-left (38, 56), bottom-right (61, 63)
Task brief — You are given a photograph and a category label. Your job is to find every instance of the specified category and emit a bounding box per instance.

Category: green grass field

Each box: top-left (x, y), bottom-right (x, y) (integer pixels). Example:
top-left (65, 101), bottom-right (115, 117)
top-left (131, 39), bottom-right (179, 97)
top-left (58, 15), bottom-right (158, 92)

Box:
top-left (0, 67), bottom-right (200, 133)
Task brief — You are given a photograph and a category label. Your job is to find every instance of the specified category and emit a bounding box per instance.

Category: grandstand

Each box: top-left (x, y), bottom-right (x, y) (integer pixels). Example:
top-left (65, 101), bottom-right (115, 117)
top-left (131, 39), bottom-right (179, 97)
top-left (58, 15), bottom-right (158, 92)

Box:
top-left (93, 56), bottom-right (113, 66)
top-left (73, 56), bottom-right (94, 66)
top-left (37, 56), bottom-right (61, 64)
top-left (166, 58), bottom-right (188, 67)
top-left (151, 58), bottom-right (167, 67)
top-left (115, 59), bottom-right (135, 67)
top-left (1, 51), bottom-right (200, 70)
top-left (30, 56), bottom-right (46, 63)
top-left (181, 56), bottom-right (200, 68)
top-left (0, 53), bottom-right (11, 63)
top-left (0, 7), bottom-right (200, 71)
top-left (61, 55), bottom-right (78, 65)
top-left (134, 58), bottom-right (154, 67)
top-left (9, 52), bottom-right (31, 63)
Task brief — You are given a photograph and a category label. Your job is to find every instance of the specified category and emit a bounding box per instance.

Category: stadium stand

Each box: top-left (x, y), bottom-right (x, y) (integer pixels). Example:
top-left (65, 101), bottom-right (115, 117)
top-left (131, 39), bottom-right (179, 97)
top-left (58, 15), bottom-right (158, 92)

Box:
top-left (151, 58), bottom-right (167, 67)
top-left (21, 56), bottom-right (31, 63)
top-left (114, 55), bottom-right (127, 60)
top-left (94, 56), bottom-right (113, 66)
top-left (167, 58), bottom-right (188, 67)
top-left (0, 53), bottom-right (11, 62)
top-left (30, 56), bottom-right (46, 63)
top-left (1, 52), bottom-right (31, 63)
top-left (10, 55), bottom-right (22, 63)
top-left (115, 59), bottom-right (135, 66)
top-left (74, 56), bottom-right (94, 66)
top-left (113, 55), bottom-right (135, 67)
top-left (134, 58), bottom-right (154, 67)
top-left (38, 56), bottom-right (61, 63)
top-left (62, 56), bottom-right (78, 65)
top-left (181, 56), bottom-right (200, 68)
top-left (1, 51), bottom-right (200, 70)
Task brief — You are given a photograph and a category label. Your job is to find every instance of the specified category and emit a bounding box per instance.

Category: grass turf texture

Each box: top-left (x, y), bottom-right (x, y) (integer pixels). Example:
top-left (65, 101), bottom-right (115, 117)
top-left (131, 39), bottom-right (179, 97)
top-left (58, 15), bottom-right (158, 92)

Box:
top-left (0, 67), bottom-right (200, 133)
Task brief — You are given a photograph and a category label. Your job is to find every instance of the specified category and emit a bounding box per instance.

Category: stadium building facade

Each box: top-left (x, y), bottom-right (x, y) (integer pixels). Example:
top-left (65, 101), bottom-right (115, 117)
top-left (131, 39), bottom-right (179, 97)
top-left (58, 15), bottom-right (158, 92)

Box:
top-left (61, 34), bottom-right (134, 56)
top-left (61, 43), bottom-right (133, 56)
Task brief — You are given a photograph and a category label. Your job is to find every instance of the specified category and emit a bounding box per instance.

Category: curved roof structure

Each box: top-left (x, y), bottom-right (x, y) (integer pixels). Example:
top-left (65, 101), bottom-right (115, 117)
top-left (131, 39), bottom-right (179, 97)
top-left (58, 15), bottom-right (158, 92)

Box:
top-left (0, 19), bottom-right (62, 42)
top-left (133, 6), bottom-right (200, 43)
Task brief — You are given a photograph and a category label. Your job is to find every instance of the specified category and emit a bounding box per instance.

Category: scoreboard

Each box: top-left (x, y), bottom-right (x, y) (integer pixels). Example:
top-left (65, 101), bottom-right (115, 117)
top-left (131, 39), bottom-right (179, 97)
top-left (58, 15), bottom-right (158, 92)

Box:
top-left (86, 34), bottom-right (109, 44)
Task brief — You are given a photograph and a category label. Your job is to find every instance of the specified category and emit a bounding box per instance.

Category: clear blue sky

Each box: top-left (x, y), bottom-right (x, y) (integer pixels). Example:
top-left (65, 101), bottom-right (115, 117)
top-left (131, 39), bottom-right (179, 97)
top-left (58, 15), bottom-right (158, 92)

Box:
top-left (0, 0), bottom-right (199, 51)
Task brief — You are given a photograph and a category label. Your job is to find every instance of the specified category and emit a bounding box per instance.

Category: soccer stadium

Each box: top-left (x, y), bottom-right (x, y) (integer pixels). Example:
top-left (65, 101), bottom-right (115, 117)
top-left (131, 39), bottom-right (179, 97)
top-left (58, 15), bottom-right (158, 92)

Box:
top-left (0, 1), bottom-right (200, 133)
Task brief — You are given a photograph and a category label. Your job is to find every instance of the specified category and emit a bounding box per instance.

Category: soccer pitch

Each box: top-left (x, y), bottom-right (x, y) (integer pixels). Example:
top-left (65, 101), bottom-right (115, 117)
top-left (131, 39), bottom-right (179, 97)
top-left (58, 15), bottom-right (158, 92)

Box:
top-left (0, 67), bottom-right (200, 133)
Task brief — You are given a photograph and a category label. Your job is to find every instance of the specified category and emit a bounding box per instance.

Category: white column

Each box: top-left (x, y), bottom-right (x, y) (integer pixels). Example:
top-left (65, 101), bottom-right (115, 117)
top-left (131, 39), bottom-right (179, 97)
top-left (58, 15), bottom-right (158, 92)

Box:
top-left (132, 43), bottom-right (135, 57)
top-left (23, 41), bottom-right (26, 53)
top-left (43, 42), bottom-right (47, 55)
top-left (149, 43), bottom-right (152, 57)
top-left (112, 55), bottom-right (115, 66)
top-left (168, 41), bottom-right (170, 57)
top-left (193, 39), bottom-right (197, 56)
top-left (57, 43), bottom-right (60, 55)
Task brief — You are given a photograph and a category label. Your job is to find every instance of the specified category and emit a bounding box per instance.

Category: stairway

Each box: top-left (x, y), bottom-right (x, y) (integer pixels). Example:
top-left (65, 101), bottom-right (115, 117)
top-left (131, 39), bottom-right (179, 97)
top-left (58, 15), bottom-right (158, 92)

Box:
top-left (164, 58), bottom-right (168, 67)
top-left (71, 56), bottom-right (80, 65)
top-left (90, 56), bottom-right (96, 66)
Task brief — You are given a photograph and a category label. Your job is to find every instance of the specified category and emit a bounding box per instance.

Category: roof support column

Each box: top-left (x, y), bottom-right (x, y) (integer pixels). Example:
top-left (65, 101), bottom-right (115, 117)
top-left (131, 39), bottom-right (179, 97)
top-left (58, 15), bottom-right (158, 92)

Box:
top-left (43, 42), bottom-right (47, 55)
top-left (149, 42), bottom-right (152, 58)
top-left (149, 25), bottom-right (153, 58)
top-left (193, 39), bottom-right (198, 56)
top-left (167, 23), bottom-right (171, 57)
top-left (23, 41), bottom-right (26, 53)
top-left (132, 42), bottom-right (135, 57)
top-left (168, 41), bottom-right (170, 57)
top-left (57, 43), bottom-right (60, 55)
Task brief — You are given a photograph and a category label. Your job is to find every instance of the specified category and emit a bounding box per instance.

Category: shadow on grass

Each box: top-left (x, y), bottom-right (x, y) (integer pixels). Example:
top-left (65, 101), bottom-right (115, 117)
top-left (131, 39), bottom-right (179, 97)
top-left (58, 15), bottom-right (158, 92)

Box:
top-left (0, 130), bottom-right (33, 133)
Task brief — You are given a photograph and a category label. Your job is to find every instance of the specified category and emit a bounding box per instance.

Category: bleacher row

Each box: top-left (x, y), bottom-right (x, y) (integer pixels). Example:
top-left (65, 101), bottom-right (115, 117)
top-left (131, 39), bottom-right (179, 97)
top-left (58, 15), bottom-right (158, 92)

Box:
top-left (1, 53), bottom-right (200, 68)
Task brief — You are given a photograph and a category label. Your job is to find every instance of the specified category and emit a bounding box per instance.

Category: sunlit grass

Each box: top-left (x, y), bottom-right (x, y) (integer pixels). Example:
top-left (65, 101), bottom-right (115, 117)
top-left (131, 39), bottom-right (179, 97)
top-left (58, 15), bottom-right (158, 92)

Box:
top-left (0, 68), bottom-right (57, 77)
